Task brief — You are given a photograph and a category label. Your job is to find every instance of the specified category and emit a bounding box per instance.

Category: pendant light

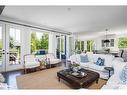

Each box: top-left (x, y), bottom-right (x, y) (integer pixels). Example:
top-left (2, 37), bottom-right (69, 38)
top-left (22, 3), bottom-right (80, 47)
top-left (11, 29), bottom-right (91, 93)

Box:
top-left (104, 29), bottom-right (110, 43)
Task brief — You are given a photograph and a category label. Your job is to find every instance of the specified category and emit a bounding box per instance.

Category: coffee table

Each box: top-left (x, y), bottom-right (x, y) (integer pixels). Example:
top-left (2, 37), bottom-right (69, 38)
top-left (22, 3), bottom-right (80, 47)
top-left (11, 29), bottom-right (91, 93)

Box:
top-left (57, 68), bottom-right (100, 89)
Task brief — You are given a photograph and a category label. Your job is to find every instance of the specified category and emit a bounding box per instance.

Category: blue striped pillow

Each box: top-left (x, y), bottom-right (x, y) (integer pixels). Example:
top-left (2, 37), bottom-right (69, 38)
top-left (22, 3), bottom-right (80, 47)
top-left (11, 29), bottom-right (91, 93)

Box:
top-left (80, 55), bottom-right (89, 63)
top-left (120, 64), bottom-right (127, 84)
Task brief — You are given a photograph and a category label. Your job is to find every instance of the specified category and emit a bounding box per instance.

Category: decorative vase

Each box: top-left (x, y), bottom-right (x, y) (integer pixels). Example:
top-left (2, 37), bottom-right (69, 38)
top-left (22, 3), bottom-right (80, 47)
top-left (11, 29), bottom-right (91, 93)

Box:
top-left (72, 66), bottom-right (80, 72)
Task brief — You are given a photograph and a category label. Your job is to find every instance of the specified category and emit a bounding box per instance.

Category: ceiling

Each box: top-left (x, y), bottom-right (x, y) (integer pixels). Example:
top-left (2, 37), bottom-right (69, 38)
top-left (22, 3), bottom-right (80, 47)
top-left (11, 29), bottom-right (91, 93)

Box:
top-left (1, 6), bottom-right (127, 34)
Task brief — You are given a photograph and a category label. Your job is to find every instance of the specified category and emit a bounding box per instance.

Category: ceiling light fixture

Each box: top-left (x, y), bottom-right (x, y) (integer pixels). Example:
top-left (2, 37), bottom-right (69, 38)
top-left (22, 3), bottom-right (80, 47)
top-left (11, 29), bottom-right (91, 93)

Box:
top-left (104, 29), bottom-right (110, 43)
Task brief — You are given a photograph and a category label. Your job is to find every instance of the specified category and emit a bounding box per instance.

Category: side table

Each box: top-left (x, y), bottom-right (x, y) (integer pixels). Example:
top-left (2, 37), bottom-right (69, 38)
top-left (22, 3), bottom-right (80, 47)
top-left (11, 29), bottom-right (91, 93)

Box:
top-left (104, 67), bottom-right (114, 78)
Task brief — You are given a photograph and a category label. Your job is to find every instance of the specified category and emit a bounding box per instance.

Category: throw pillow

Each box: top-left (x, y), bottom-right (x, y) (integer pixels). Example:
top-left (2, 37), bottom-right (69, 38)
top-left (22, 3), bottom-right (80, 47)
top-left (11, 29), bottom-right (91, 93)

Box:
top-left (96, 57), bottom-right (105, 66)
top-left (80, 55), bottom-right (89, 63)
top-left (120, 64), bottom-right (127, 84)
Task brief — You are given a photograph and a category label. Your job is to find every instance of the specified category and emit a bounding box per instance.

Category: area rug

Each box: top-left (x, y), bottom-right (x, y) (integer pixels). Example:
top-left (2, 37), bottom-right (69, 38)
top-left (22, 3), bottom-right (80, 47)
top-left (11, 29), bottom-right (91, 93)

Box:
top-left (16, 67), bottom-right (107, 89)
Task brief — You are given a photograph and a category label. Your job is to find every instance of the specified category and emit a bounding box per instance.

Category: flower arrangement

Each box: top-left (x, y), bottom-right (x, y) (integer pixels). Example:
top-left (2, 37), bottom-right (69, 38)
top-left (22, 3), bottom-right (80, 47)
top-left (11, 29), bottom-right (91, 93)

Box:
top-left (71, 62), bottom-right (80, 67)
top-left (70, 62), bottom-right (80, 72)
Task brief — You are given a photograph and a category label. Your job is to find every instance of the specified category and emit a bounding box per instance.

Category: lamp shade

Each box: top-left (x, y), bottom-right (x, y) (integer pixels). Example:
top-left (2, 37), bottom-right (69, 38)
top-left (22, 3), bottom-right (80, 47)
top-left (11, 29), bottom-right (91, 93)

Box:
top-left (104, 39), bottom-right (110, 43)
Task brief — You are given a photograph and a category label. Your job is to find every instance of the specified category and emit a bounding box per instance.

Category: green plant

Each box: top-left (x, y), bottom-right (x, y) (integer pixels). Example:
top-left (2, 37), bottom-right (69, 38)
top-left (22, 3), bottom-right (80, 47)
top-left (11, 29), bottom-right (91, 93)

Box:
top-left (118, 37), bottom-right (127, 48)
top-left (31, 32), bottom-right (49, 53)
top-left (87, 40), bottom-right (94, 52)
top-left (71, 62), bottom-right (80, 67)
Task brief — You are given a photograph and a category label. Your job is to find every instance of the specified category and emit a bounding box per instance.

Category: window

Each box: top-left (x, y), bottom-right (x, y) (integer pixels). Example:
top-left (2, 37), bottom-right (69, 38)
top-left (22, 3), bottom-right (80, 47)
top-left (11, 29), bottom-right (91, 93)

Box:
top-left (75, 40), bottom-right (80, 50)
top-left (118, 37), bottom-right (127, 48)
top-left (81, 41), bottom-right (84, 51)
top-left (31, 32), bottom-right (49, 54)
top-left (87, 40), bottom-right (94, 52)
top-left (110, 39), bottom-right (114, 47)
top-left (102, 39), bottom-right (114, 47)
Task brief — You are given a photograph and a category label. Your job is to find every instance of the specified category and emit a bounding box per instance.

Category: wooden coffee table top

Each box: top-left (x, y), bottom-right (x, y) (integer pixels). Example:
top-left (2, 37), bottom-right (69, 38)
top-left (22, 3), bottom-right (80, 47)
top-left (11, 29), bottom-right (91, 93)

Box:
top-left (57, 68), bottom-right (100, 89)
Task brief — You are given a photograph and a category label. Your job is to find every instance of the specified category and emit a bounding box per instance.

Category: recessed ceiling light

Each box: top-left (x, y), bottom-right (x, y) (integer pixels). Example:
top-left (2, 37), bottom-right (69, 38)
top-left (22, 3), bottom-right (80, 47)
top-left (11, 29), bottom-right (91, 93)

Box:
top-left (67, 8), bottom-right (71, 11)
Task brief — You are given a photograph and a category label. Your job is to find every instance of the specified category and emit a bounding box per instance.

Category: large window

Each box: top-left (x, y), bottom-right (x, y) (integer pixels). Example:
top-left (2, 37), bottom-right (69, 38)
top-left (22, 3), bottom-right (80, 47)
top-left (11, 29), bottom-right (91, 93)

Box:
top-left (81, 41), bottom-right (84, 51)
top-left (75, 40), bottom-right (80, 50)
top-left (75, 40), bottom-right (84, 53)
top-left (31, 32), bottom-right (49, 54)
top-left (118, 37), bottom-right (127, 48)
top-left (87, 40), bottom-right (94, 52)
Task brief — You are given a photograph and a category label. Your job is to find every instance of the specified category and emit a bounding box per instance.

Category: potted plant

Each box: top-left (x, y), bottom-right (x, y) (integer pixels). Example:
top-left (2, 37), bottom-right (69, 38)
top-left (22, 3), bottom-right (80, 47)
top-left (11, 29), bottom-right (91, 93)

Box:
top-left (71, 62), bottom-right (80, 72)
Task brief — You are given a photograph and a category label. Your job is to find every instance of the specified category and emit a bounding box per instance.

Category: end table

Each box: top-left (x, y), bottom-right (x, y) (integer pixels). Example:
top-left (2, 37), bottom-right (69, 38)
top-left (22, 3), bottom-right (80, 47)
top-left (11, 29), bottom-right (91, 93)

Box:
top-left (104, 67), bottom-right (114, 78)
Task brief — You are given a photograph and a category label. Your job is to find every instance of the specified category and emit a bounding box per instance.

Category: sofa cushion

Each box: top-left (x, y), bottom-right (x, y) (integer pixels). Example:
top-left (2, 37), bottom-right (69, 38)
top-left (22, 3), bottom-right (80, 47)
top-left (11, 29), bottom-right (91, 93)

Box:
top-left (50, 59), bottom-right (61, 64)
top-left (80, 55), bottom-right (89, 63)
top-left (113, 61), bottom-right (127, 76)
top-left (92, 54), bottom-right (114, 66)
top-left (69, 54), bottom-right (80, 63)
top-left (106, 75), bottom-right (121, 86)
top-left (80, 62), bottom-right (92, 68)
top-left (118, 84), bottom-right (127, 89)
top-left (113, 57), bottom-right (124, 62)
top-left (25, 62), bottom-right (40, 68)
top-left (86, 54), bottom-right (114, 66)
top-left (95, 57), bottom-right (105, 66)
top-left (88, 63), bottom-right (106, 72)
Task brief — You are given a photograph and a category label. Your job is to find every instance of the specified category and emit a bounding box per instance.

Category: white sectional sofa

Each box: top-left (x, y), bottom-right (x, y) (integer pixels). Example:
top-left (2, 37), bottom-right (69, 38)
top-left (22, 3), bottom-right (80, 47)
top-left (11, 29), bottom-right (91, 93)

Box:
top-left (102, 61), bottom-right (127, 89)
top-left (68, 53), bottom-right (124, 79)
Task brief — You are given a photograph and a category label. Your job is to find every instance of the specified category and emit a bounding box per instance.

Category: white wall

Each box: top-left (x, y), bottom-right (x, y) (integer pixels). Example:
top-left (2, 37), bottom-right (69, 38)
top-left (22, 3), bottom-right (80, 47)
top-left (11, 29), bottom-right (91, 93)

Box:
top-left (48, 32), bottom-right (57, 56)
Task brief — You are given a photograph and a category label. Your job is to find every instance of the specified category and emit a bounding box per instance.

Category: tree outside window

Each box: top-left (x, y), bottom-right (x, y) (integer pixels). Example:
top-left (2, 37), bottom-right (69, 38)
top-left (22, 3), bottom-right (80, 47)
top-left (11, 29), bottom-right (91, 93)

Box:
top-left (118, 37), bottom-right (127, 48)
top-left (87, 40), bottom-right (94, 52)
top-left (31, 32), bottom-right (49, 54)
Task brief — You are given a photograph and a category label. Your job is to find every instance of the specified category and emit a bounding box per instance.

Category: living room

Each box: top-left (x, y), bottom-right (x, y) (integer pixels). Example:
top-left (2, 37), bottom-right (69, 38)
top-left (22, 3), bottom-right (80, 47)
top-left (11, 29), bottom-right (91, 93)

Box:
top-left (0, 5), bottom-right (127, 91)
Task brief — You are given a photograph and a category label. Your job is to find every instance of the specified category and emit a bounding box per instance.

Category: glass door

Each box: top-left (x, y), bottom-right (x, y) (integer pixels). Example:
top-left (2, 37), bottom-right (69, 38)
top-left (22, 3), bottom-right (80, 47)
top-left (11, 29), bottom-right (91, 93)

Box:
top-left (5, 25), bottom-right (23, 71)
top-left (56, 35), bottom-right (60, 59)
top-left (0, 23), bottom-right (6, 72)
top-left (61, 35), bottom-right (66, 60)
top-left (56, 35), bottom-right (66, 60)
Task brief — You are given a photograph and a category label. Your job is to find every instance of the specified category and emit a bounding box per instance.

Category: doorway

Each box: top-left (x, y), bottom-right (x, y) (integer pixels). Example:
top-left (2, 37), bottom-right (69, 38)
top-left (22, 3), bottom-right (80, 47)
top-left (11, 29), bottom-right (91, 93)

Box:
top-left (0, 23), bottom-right (23, 72)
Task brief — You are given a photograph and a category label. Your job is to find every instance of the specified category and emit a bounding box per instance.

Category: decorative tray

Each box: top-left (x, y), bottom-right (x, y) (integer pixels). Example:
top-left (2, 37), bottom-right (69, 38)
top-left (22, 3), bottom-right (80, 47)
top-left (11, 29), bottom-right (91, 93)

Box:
top-left (70, 72), bottom-right (87, 78)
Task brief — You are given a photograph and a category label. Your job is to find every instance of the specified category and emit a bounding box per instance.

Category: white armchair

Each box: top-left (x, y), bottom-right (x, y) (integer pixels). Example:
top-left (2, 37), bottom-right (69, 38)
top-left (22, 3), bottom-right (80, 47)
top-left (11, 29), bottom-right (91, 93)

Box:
top-left (46, 53), bottom-right (61, 67)
top-left (24, 54), bottom-right (40, 73)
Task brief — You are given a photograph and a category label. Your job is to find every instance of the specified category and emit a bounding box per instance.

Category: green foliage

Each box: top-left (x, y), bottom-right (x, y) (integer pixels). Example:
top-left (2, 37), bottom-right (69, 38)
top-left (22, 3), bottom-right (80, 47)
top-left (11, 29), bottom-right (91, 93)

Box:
top-left (31, 32), bottom-right (49, 53)
top-left (39, 33), bottom-right (48, 50)
top-left (71, 62), bottom-right (80, 67)
top-left (81, 41), bottom-right (84, 51)
top-left (87, 40), bottom-right (93, 52)
top-left (61, 38), bottom-right (64, 52)
top-left (0, 39), bottom-right (2, 49)
top-left (75, 40), bottom-right (80, 50)
top-left (118, 37), bottom-right (127, 48)
top-left (10, 37), bottom-right (15, 49)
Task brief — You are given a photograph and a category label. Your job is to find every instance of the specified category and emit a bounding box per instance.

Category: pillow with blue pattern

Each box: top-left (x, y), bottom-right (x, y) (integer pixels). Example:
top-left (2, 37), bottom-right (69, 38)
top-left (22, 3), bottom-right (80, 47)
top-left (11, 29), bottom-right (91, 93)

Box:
top-left (96, 57), bottom-right (105, 66)
top-left (120, 64), bottom-right (127, 84)
top-left (80, 55), bottom-right (89, 63)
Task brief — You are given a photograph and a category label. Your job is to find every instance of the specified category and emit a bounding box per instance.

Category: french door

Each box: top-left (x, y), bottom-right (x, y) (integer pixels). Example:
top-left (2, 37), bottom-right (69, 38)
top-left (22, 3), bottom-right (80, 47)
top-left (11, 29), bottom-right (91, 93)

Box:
top-left (56, 35), bottom-right (66, 60)
top-left (0, 22), bottom-right (23, 72)
top-left (0, 23), bottom-right (6, 72)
